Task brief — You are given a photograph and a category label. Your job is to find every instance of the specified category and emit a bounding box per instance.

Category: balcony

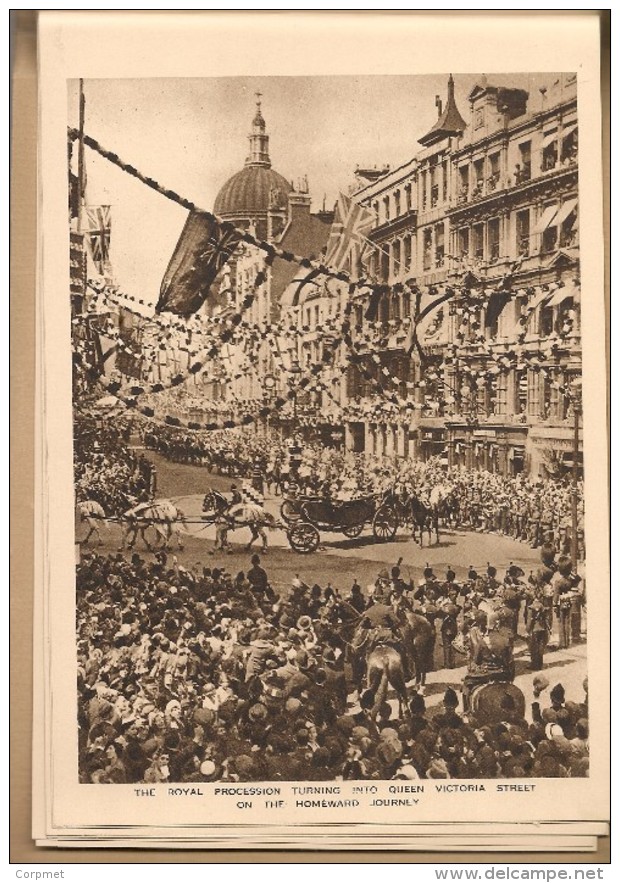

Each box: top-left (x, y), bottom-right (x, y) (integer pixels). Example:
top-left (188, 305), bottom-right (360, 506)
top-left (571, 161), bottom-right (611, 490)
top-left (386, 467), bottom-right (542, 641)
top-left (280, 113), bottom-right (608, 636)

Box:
top-left (487, 173), bottom-right (500, 192)
top-left (514, 164), bottom-right (531, 184)
top-left (517, 237), bottom-right (530, 258)
top-left (488, 243), bottom-right (501, 263)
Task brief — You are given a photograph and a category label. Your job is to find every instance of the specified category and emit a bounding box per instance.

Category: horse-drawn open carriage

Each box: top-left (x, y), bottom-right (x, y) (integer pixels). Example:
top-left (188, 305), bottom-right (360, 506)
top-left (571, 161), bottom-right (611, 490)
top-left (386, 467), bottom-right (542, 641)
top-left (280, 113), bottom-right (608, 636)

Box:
top-left (283, 495), bottom-right (400, 553)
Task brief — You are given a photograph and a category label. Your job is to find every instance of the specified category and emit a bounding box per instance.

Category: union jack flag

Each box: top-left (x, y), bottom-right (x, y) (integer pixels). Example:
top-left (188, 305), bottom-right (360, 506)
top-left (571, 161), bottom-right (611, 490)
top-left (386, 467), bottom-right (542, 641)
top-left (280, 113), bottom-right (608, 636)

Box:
top-left (85, 205), bottom-right (112, 274)
top-left (157, 212), bottom-right (241, 316)
top-left (324, 193), bottom-right (376, 274)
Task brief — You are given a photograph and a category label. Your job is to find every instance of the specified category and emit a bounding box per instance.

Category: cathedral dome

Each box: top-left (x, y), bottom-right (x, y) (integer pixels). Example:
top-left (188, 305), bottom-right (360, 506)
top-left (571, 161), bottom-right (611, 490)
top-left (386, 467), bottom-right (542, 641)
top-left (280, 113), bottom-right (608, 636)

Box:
top-left (214, 164), bottom-right (292, 218)
top-left (213, 94), bottom-right (291, 222)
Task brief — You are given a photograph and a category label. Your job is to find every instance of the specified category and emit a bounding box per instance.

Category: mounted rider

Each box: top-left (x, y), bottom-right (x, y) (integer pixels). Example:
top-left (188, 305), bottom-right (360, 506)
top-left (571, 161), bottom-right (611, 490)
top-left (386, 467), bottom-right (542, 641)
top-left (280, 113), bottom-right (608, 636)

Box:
top-left (349, 568), bottom-right (414, 685)
top-left (461, 609), bottom-right (515, 713)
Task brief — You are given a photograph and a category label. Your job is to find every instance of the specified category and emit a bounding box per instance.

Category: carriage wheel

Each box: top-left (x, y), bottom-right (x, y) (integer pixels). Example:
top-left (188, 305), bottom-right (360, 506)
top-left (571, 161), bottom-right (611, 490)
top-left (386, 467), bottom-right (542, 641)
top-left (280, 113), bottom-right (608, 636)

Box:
top-left (287, 522), bottom-right (320, 553)
top-left (372, 505), bottom-right (398, 541)
top-left (280, 500), bottom-right (302, 524)
top-left (342, 522), bottom-right (364, 538)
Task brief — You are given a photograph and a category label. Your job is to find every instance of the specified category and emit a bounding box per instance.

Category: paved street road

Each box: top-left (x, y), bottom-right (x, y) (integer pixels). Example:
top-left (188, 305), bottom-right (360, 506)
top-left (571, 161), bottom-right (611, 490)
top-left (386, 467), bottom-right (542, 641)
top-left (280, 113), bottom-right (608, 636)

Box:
top-left (77, 450), bottom-right (588, 712)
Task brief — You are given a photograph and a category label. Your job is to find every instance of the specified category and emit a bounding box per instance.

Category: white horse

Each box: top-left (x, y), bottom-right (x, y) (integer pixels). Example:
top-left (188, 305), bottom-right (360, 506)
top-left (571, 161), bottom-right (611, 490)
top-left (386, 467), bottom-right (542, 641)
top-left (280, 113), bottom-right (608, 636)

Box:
top-left (121, 500), bottom-right (188, 551)
top-left (76, 500), bottom-right (107, 545)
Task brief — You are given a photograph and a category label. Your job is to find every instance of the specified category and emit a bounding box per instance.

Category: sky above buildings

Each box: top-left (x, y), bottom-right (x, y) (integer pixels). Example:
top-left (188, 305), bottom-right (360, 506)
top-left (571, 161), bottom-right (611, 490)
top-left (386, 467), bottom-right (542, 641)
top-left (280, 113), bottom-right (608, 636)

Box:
top-left (68, 73), bottom-right (558, 308)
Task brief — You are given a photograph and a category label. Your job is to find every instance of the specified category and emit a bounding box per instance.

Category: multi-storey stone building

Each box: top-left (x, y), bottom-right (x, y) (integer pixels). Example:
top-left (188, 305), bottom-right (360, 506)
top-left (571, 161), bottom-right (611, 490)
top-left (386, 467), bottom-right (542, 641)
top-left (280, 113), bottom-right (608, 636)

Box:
top-left (333, 73), bottom-right (581, 477)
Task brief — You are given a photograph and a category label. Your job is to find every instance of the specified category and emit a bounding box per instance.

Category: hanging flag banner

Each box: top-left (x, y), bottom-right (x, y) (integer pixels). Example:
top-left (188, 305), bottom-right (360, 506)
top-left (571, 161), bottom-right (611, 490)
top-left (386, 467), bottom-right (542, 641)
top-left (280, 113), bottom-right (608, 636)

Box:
top-left (324, 192), bottom-right (375, 273)
top-left (156, 211), bottom-right (242, 316)
top-left (84, 205), bottom-right (112, 275)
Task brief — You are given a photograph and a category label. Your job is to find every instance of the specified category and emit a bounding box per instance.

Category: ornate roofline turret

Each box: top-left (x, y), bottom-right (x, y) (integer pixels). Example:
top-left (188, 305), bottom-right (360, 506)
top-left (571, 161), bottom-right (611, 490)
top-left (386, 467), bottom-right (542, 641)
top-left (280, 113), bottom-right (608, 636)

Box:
top-left (246, 92), bottom-right (271, 168)
top-left (418, 74), bottom-right (467, 147)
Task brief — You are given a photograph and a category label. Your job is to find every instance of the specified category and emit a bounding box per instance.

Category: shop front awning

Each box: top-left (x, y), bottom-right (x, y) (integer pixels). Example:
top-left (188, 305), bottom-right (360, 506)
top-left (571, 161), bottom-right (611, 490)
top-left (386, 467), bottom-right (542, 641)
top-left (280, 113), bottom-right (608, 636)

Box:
top-left (533, 203), bottom-right (559, 234)
top-left (528, 287), bottom-right (554, 310)
top-left (561, 123), bottom-right (578, 140)
top-left (547, 281), bottom-right (579, 307)
top-left (552, 197), bottom-right (578, 227)
top-left (542, 130), bottom-right (558, 148)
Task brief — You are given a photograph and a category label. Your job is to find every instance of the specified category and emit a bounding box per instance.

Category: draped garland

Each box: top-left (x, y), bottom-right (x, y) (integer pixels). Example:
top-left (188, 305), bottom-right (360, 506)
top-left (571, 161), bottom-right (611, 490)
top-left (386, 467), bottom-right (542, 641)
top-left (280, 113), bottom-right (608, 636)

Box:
top-left (70, 128), bottom-right (580, 432)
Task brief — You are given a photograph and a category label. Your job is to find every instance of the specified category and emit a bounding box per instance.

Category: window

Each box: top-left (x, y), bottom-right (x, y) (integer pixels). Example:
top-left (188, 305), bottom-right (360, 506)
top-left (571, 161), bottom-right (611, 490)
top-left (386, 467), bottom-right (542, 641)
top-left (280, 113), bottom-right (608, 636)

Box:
top-left (378, 293), bottom-right (390, 325)
top-left (542, 130), bottom-right (558, 171)
top-left (392, 240), bottom-right (401, 277)
top-left (473, 223), bottom-right (484, 260)
top-left (516, 142), bottom-right (531, 183)
top-left (527, 370), bottom-right (540, 417)
top-left (404, 184), bottom-right (412, 212)
top-left (561, 126), bottom-right (578, 164)
top-left (539, 304), bottom-right (554, 337)
top-left (516, 209), bottom-right (530, 257)
top-left (435, 223), bottom-right (445, 267)
top-left (488, 218), bottom-right (500, 262)
top-left (380, 248), bottom-right (389, 283)
top-left (494, 373), bottom-right (508, 416)
top-left (394, 190), bottom-right (401, 217)
top-left (517, 371), bottom-right (528, 415)
top-left (383, 196), bottom-right (391, 221)
top-left (458, 228), bottom-right (470, 259)
top-left (542, 224), bottom-right (558, 254)
top-left (402, 289), bottom-right (411, 318)
top-left (442, 159), bottom-right (448, 202)
top-left (458, 166), bottom-right (469, 202)
top-left (391, 292), bottom-right (401, 321)
top-left (421, 171), bottom-right (427, 210)
top-left (403, 236), bottom-right (412, 273)
top-left (559, 206), bottom-right (578, 248)
top-left (473, 159), bottom-right (484, 196)
top-left (430, 164), bottom-right (439, 207)
top-left (488, 152), bottom-right (501, 191)
top-left (423, 228), bottom-right (433, 270)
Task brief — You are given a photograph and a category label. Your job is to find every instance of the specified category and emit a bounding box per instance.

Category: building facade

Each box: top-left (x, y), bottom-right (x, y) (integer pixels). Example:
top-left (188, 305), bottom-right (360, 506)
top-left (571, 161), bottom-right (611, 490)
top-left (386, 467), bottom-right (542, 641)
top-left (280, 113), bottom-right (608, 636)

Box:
top-left (323, 73), bottom-right (581, 477)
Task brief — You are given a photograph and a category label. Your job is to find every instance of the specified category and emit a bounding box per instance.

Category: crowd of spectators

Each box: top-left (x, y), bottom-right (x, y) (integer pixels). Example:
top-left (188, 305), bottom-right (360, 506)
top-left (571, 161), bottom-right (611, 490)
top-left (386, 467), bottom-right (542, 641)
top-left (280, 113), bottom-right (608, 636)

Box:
top-left (78, 546), bottom-right (588, 785)
top-left (136, 422), bottom-right (584, 558)
top-left (74, 415), bottom-right (157, 516)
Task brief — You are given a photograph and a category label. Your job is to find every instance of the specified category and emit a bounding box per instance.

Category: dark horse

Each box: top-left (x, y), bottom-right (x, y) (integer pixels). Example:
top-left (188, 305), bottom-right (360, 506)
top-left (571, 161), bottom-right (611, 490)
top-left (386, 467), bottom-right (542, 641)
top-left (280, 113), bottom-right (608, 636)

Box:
top-left (382, 489), bottom-right (439, 546)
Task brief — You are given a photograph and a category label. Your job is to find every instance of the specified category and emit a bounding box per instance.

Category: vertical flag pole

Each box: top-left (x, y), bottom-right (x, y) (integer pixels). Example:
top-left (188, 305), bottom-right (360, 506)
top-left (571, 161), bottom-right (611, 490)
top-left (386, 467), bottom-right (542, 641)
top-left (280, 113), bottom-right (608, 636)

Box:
top-left (77, 78), bottom-right (86, 234)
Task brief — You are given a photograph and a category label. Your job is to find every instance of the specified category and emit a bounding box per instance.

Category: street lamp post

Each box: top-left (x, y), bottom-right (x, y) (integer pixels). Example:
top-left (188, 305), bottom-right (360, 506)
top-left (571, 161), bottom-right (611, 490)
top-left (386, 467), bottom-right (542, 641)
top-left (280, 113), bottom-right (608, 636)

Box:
top-left (263, 373), bottom-right (276, 438)
top-left (289, 358), bottom-right (302, 439)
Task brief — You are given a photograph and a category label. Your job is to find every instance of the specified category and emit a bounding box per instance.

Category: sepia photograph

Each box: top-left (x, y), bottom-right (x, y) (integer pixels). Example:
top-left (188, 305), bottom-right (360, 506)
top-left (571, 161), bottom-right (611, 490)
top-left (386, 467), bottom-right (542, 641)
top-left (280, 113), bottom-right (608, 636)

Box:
top-left (28, 10), bottom-right (609, 853)
top-left (69, 71), bottom-right (589, 787)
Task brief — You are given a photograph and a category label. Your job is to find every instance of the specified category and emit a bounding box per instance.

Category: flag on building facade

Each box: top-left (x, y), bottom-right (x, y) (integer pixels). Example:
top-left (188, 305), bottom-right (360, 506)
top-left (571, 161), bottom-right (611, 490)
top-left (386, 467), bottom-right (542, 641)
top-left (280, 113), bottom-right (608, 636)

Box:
top-left (85, 205), bottom-right (112, 275)
top-left (324, 193), bottom-right (375, 273)
top-left (156, 212), bottom-right (242, 316)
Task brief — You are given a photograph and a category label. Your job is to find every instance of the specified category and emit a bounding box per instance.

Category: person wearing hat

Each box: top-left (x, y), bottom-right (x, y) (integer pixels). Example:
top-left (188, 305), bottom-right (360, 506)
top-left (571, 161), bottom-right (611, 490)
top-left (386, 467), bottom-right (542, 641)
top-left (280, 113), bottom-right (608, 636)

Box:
top-left (525, 597), bottom-right (550, 671)
top-left (437, 600), bottom-right (461, 670)
top-left (433, 688), bottom-right (464, 730)
top-left (483, 564), bottom-right (501, 596)
top-left (552, 576), bottom-right (575, 649)
top-left (247, 554), bottom-right (269, 597)
top-left (345, 580), bottom-right (367, 614)
top-left (442, 567), bottom-right (460, 601)
top-left (461, 609), bottom-right (514, 713)
top-left (414, 564), bottom-right (438, 599)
